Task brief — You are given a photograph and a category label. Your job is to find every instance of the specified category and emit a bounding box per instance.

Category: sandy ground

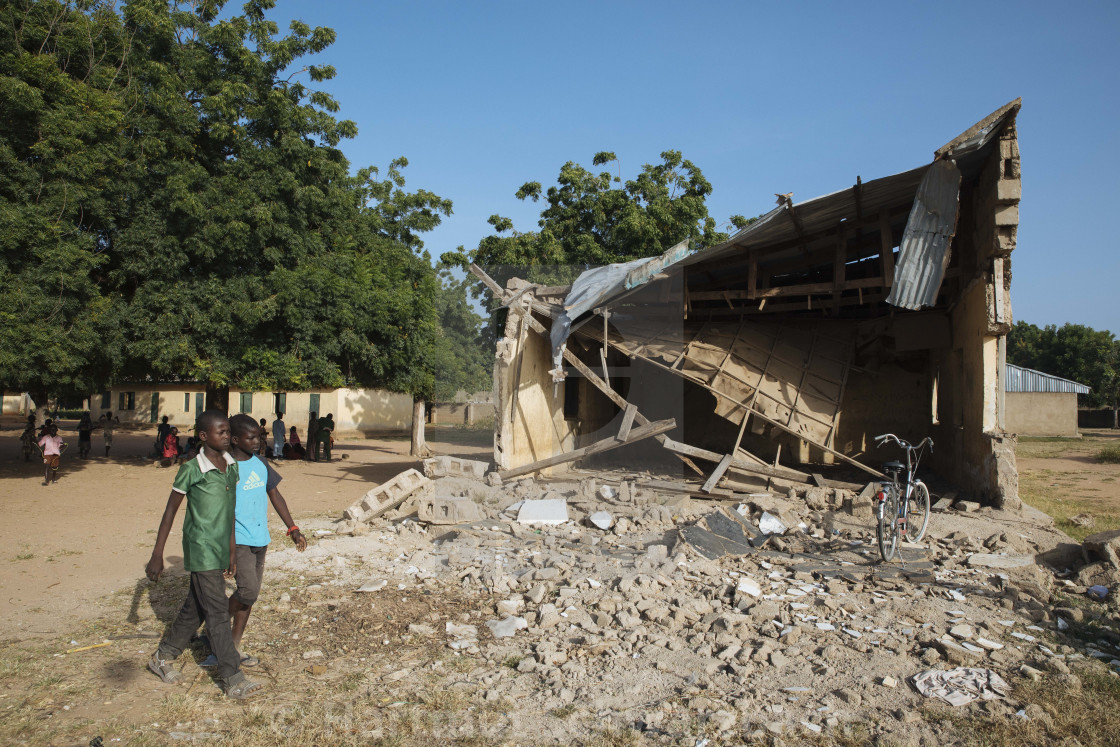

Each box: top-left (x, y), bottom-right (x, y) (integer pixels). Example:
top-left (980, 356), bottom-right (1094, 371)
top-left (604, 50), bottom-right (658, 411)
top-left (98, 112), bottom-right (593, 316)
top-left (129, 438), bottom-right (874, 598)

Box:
top-left (0, 417), bottom-right (490, 639)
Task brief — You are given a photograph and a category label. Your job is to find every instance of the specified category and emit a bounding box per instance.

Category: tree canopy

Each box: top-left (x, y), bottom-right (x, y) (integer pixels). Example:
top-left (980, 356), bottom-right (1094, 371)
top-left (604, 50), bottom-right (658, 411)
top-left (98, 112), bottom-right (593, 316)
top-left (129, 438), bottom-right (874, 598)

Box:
top-left (449, 151), bottom-right (750, 291)
top-left (1008, 321), bottom-right (1119, 408)
top-left (1, 0), bottom-right (450, 401)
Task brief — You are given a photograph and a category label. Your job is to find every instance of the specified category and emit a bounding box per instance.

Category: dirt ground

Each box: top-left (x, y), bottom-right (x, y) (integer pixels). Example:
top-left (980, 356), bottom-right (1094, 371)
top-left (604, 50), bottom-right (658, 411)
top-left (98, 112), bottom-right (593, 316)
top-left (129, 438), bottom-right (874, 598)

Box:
top-left (2, 419), bottom-right (1120, 746)
top-left (0, 417), bottom-right (489, 638)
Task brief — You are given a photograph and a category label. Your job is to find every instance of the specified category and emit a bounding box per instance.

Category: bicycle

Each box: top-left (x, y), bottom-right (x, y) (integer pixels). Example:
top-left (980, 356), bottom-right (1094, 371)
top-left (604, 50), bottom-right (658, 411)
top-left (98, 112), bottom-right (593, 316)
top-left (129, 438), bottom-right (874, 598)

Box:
top-left (873, 433), bottom-right (933, 562)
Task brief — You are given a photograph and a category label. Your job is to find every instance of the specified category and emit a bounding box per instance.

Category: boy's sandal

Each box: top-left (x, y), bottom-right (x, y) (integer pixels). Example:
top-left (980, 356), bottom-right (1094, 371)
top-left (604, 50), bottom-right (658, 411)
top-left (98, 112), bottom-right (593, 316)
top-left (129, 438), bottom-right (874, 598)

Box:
top-left (148, 654), bottom-right (182, 684)
top-left (224, 672), bottom-right (264, 700)
top-left (239, 652), bottom-right (260, 667)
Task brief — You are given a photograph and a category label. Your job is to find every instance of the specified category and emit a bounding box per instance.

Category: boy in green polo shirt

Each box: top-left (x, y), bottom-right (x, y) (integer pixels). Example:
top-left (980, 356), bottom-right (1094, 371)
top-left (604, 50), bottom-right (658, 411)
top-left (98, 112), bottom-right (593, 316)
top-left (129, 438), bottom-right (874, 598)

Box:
top-left (144, 410), bottom-right (262, 699)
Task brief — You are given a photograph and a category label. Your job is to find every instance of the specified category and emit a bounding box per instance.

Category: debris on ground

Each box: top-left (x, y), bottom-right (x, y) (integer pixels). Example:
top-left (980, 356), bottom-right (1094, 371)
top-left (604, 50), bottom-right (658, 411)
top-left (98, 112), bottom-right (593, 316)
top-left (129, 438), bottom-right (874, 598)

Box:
top-left (911, 667), bottom-right (1010, 706)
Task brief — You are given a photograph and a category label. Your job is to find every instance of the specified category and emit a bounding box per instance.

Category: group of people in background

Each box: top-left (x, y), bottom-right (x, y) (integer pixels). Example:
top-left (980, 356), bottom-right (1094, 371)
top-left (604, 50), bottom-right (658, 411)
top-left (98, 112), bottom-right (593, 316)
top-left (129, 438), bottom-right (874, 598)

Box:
top-left (262, 411), bottom-right (334, 462)
top-left (16, 408), bottom-right (339, 484)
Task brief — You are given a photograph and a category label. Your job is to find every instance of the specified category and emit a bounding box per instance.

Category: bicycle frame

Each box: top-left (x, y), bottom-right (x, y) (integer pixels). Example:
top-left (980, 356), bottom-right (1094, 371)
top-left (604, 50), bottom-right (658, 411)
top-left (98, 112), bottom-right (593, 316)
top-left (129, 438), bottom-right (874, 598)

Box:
top-left (874, 433), bottom-right (933, 558)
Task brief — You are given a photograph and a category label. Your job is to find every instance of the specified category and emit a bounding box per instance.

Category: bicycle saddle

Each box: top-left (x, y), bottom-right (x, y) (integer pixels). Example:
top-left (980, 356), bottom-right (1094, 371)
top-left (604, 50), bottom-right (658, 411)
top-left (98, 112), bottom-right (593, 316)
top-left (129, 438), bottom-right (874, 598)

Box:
top-left (882, 461), bottom-right (904, 472)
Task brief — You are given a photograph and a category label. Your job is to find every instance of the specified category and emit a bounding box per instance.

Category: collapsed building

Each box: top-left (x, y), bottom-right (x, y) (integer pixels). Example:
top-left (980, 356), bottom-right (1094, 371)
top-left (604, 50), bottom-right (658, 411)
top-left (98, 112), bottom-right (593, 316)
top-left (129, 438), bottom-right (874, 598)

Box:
top-left (475, 100), bottom-right (1023, 509)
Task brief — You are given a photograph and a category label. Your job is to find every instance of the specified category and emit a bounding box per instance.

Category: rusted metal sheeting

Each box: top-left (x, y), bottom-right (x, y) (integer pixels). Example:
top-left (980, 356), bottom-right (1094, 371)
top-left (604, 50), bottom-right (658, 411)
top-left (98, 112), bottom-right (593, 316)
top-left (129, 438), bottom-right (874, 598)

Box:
top-left (1005, 364), bottom-right (1091, 394)
top-left (885, 159), bottom-right (961, 310)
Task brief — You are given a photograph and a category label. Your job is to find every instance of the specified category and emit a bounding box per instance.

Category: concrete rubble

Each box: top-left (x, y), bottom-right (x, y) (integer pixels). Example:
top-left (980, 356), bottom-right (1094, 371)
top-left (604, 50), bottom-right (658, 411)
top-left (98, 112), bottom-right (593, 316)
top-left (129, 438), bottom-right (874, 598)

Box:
top-left (259, 465), bottom-right (1120, 744)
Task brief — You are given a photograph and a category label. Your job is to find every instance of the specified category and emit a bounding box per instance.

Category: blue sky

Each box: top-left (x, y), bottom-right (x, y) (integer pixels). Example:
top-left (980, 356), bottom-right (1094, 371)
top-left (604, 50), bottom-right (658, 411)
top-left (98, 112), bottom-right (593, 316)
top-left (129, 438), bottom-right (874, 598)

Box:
top-left (264, 0), bottom-right (1119, 331)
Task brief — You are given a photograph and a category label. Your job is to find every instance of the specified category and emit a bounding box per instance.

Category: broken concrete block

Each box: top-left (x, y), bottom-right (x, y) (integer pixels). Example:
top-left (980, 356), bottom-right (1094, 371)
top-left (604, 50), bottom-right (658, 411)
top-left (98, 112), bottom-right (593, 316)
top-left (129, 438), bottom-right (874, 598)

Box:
top-left (967, 553), bottom-right (1035, 569)
top-left (485, 471), bottom-right (503, 487)
top-left (343, 469), bottom-right (431, 522)
top-left (354, 580), bottom-right (388, 593)
top-left (485, 616), bottom-right (528, 638)
top-left (954, 500), bottom-right (981, 512)
top-left (1082, 529), bottom-right (1120, 568)
top-left (588, 511), bottom-right (614, 530)
top-left (422, 455), bottom-right (489, 480)
top-left (517, 498), bottom-right (568, 525)
top-left (935, 638), bottom-right (981, 666)
top-left (736, 578), bottom-right (762, 598)
top-left (882, 676), bottom-right (898, 688)
top-left (597, 485), bottom-right (617, 500)
top-left (417, 496), bottom-right (483, 525)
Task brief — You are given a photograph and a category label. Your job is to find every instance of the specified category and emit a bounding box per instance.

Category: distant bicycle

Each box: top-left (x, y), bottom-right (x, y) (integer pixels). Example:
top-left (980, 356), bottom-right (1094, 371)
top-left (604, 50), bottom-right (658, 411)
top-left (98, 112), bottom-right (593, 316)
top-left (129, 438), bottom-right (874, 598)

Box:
top-left (874, 433), bottom-right (933, 562)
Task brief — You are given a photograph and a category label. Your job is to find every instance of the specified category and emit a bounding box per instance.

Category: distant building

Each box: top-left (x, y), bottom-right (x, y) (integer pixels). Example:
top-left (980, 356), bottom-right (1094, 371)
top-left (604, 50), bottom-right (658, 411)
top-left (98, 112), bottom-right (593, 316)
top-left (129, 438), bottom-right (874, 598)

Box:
top-left (1004, 364), bottom-right (1090, 437)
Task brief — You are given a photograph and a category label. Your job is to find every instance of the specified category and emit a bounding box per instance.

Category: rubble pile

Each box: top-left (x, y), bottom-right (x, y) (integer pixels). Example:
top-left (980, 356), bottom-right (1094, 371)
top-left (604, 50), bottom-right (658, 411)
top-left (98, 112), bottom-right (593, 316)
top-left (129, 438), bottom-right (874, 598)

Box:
top-left (260, 467), bottom-right (1120, 744)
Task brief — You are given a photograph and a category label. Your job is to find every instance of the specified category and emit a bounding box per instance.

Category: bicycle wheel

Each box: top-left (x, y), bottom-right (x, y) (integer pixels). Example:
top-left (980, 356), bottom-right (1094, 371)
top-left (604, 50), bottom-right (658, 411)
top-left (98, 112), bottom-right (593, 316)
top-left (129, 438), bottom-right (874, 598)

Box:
top-left (877, 485), bottom-right (900, 562)
top-left (905, 481), bottom-right (931, 543)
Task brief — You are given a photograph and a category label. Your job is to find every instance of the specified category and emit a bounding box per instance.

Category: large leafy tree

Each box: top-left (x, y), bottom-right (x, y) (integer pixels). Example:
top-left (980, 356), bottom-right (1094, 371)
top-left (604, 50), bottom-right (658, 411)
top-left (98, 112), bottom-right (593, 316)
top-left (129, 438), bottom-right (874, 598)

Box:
top-left (454, 151), bottom-right (749, 292)
top-left (1008, 321), bottom-right (1119, 408)
top-left (1, 0), bottom-right (450, 403)
top-left (430, 261), bottom-right (492, 401)
top-left (0, 1), bottom-right (132, 401)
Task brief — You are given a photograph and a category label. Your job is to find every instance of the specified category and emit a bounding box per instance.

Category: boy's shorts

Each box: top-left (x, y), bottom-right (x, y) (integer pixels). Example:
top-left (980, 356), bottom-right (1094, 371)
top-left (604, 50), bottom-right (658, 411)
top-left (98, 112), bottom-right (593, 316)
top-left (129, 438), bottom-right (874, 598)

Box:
top-left (43, 455), bottom-right (60, 469)
top-left (233, 545), bottom-right (267, 607)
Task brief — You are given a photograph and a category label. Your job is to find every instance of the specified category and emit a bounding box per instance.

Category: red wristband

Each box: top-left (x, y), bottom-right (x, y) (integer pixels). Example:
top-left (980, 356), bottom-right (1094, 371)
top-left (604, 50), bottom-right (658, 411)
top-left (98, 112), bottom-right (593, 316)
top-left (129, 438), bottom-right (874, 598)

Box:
top-left (287, 526), bottom-right (300, 536)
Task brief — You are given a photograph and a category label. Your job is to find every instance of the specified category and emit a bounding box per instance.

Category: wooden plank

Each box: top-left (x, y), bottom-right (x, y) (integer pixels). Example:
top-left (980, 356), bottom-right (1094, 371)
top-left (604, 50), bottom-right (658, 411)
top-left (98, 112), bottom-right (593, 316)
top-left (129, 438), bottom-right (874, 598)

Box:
top-left (701, 453), bottom-right (734, 493)
top-left (470, 263), bottom-right (506, 298)
top-left (660, 438), bottom-right (814, 483)
top-left (617, 403), bottom-right (637, 441)
top-left (689, 276), bottom-right (883, 301)
top-left (497, 419), bottom-right (676, 480)
top-left (878, 213), bottom-right (895, 290)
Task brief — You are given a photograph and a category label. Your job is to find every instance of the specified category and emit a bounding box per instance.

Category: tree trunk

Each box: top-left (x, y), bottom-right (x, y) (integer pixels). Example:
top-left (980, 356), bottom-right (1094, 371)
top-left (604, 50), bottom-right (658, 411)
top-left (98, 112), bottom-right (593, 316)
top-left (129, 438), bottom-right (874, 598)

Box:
top-left (411, 399), bottom-right (426, 457)
top-left (1114, 406), bottom-right (1118, 430)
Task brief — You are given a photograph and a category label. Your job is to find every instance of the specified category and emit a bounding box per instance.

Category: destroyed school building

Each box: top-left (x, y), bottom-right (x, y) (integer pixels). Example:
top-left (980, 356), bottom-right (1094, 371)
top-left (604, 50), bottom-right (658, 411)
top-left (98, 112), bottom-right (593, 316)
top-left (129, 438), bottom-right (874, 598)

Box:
top-left (475, 100), bottom-right (1023, 509)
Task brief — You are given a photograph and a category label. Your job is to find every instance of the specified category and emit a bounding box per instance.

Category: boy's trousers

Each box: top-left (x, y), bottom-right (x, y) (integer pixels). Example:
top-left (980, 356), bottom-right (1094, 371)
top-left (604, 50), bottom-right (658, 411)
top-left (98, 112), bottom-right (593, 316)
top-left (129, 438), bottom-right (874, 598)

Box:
top-left (157, 569), bottom-right (240, 681)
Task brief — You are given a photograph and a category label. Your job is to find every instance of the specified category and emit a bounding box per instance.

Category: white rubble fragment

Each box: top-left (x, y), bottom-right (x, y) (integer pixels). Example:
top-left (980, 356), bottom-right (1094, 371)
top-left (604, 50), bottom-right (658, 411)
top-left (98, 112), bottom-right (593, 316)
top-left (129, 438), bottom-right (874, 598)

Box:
top-left (485, 616), bottom-right (528, 639)
top-left (975, 638), bottom-right (1004, 651)
top-left (759, 512), bottom-right (787, 535)
top-left (355, 580), bottom-right (388, 593)
top-left (816, 622), bottom-right (836, 631)
top-left (588, 511), bottom-right (614, 530)
top-left (517, 499), bottom-right (569, 525)
top-left (882, 676), bottom-right (898, 688)
top-left (736, 578), bottom-right (762, 598)
top-left (597, 485), bottom-right (617, 500)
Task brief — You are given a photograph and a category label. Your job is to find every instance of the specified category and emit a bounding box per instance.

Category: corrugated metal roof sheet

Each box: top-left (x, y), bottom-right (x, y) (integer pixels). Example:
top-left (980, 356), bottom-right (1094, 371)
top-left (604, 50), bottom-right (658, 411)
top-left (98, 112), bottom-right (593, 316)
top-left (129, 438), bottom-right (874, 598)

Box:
top-left (885, 159), bottom-right (961, 310)
top-left (1005, 364), bottom-right (1091, 394)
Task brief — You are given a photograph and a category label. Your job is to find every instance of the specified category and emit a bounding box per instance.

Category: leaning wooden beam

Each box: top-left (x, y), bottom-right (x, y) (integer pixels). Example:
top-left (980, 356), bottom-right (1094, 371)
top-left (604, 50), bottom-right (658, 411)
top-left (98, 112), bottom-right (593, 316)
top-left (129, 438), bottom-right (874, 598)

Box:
top-left (701, 454), bottom-right (734, 493)
top-left (617, 403), bottom-right (637, 441)
top-left (660, 438), bottom-right (815, 484)
top-left (498, 419), bottom-right (676, 480)
top-left (470, 263), bottom-right (506, 298)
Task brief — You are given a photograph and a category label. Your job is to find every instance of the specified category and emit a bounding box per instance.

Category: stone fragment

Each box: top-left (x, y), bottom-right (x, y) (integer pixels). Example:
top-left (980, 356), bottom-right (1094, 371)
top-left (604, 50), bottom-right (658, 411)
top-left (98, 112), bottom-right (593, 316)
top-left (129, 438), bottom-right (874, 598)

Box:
top-left (526, 584), bottom-right (547, 604)
top-left (485, 472), bottom-right (503, 487)
top-left (354, 580), bottom-right (388, 593)
top-left (302, 650), bottom-right (324, 659)
top-left (407, 624), bottom-right (435, 636)
top-left (935, 638), bottom-right (980, 665)
top-left (949, 624), bottom-right (974, 641)
top-left (975, 638), bottom-right (1004, 651)
top-left (497, 599), bottom-right (524, 616)
top-left (1082, 529), bottom-right (1120, 568)
top-left (882, 676), bottom-right (898, 688)
top-left (709, 710), bottom-right (736, 731)
top-left (954, 500), bottom-right (981, 512)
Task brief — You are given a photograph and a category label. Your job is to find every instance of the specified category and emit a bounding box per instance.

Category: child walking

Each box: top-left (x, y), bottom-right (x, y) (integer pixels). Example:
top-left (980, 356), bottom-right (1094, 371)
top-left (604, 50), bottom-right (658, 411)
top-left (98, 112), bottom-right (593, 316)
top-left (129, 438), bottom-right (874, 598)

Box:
top-left (37, 424), bottom-right (65, 485)
top-left (144, 411), bottom-right (262, 699)
top-left (199, 415), bottom-right (305, 668)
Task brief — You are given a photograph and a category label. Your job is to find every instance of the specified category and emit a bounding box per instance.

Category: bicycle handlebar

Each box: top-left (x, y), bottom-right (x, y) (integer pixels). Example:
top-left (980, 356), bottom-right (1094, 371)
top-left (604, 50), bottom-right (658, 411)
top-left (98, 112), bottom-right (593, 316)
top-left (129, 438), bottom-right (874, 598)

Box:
top-left (874, 433), bottom-right (934, 453)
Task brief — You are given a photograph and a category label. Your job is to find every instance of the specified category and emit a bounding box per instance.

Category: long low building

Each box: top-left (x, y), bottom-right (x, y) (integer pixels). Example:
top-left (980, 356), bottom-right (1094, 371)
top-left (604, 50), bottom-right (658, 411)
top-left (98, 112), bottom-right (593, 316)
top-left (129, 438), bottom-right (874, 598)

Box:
top-left (1005, 364), bottom-right (1090, 437)
top-left (4, 386), bottom-right (415, 434)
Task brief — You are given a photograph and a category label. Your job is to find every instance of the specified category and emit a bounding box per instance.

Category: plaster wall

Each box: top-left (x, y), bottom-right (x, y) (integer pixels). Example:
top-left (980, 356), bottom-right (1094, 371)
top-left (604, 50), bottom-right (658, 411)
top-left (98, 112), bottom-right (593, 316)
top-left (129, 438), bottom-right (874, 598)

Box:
top-left (1006, 392), bottom-right (1079, 437)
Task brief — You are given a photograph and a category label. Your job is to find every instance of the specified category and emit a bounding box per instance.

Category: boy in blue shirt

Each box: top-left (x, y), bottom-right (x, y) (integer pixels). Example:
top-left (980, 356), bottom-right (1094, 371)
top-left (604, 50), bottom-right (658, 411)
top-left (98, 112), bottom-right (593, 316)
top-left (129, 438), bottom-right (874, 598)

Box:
top-left (202, 414), bottom-right (305, 667)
